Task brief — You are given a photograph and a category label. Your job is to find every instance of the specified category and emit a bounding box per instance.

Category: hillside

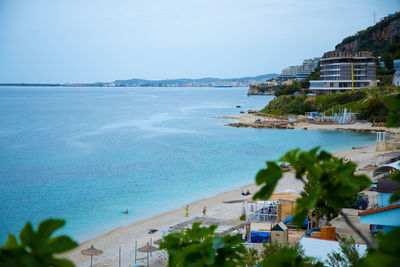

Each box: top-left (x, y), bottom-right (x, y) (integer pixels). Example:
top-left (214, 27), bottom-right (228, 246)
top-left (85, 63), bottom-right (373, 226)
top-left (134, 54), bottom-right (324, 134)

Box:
top-left (335, 12), bottom-right (400, 58)
top-left (113, 74), bottom-right (279, 87)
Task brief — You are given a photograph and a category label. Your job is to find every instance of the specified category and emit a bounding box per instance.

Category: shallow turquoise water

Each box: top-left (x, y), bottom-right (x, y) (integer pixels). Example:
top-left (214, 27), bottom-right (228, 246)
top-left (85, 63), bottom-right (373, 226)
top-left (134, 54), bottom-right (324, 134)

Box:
top-left (0, 86), bottom-right (375, 243)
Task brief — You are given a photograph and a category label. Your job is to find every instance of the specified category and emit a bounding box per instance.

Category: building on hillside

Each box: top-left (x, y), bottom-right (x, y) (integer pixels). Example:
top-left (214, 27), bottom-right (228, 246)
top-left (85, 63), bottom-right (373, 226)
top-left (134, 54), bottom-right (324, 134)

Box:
top-left (309, 51), bottom-right (376, 94)
top-left (280, 58), bottom-right (321, 80)
top-left (296, 58), bottom-right (321, 79)
top-left (393, 59), bottom-right (400, 86)
top-left (281, 66), bottom-right (302, 79)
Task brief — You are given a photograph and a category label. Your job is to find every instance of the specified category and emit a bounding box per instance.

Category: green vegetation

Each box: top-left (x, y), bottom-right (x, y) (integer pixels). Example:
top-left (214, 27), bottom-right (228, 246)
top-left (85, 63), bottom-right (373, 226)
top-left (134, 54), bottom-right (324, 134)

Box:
top-left (273, 67), bottom-right (321, 97)
top-left (260, 86), bottom-right (400, 126)
top-left (335, 13), bottom-right (400, 58)
top-left (385, 93), bottom-right (400, 127)
top-left (274, 81), bottom-right (302, 97)
top-left (159, 222), bottom-right (246, 266)
top-left (0, 219), bottom-right (78, 267)
top-left (326, 235), bottom-right (363, 267)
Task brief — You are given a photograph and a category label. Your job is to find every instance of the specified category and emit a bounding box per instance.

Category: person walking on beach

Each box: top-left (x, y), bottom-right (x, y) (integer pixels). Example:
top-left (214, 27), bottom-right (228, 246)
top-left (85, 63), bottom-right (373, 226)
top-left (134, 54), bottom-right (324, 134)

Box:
top-left (185, 204), bottom-right (189, 217)
top-left (202, 206), bottom-right (207, 217)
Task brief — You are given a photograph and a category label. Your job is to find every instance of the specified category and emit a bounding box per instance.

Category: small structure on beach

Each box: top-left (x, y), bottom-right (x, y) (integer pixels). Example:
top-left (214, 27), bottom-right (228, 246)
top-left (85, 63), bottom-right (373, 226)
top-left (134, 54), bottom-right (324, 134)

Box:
top-left (277, 199), bottom-right (297, 222)
top-left (270, 222), bottom-right (288, 244)
top-left (168, 217), bottom-right (251, 242)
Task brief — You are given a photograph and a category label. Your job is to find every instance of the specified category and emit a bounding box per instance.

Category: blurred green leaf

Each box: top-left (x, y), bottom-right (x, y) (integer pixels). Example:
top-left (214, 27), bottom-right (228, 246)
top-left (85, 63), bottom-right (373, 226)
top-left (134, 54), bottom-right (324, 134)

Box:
top-left (0, 219), bottom-right (78, 267)
top-left (19, 222), bottom-right (35, 247)
top-left (253, 161), bottom-right (282, 200)
top-left (5, 234), bottom-right (18, 249)
top-left (37, 219), bottom-right (65, 240)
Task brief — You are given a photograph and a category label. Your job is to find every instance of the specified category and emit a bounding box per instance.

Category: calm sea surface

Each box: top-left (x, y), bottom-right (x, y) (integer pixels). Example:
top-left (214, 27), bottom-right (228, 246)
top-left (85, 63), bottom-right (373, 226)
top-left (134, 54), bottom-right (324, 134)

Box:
top-left (0, 86), bottom-right (375, 243)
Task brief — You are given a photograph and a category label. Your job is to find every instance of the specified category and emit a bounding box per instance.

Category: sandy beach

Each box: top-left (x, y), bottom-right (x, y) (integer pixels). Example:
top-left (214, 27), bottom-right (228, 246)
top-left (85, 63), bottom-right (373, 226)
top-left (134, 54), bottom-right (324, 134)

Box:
top-left (63, 141), bottom-right (386, 267)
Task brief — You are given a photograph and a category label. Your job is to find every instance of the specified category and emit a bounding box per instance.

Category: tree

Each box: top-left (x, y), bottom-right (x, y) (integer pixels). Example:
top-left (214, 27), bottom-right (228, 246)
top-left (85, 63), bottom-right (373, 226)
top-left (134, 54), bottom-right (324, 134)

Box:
top-left (358, 227), bottom-right (400, 266)
top-left (0, 219), bottom-right (78, 267)
top-left (359, 98), bottom-right (389, 122)
top-left (386, 94), bottom-right (400, 128)
top-left (260, 247), bottom-right (323, 267)
top-left (326, 235), bottom-right (364, 267)
top-left (382, 54), bottom-right (394, 70)
top-left (159, 222), bottom-right (246, 267)
top-left (242, 247), bottom-right (259, 267)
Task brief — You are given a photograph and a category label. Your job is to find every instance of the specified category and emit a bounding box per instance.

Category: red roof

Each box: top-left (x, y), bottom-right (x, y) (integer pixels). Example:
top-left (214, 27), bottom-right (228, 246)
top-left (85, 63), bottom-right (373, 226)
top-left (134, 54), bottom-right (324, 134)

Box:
top-left (358, 203), bottom-right (400, 216)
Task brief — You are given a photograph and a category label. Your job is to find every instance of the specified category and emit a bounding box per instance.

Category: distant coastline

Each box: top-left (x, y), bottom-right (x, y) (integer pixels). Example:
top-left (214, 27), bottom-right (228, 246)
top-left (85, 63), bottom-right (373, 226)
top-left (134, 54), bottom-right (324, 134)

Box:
top-left (0, 73), bottom-right (279, 88)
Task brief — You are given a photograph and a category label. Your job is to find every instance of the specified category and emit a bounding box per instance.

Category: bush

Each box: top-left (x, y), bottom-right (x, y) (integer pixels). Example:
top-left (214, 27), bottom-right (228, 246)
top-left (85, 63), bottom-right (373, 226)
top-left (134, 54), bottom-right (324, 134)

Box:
top-left (359, 98), bottom-right (390, 122)
top-left (386, 94), bottom-right (400, 127)
top-left (239, 214), bottom-right (246, 221)
top-left (274, 82), bottom-right (302, 97)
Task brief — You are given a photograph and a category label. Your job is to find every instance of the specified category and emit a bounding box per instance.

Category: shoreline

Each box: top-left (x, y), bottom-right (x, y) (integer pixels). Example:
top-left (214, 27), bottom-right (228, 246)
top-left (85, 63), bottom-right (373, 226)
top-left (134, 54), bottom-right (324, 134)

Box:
top-left (224, 114), bottom-right (400, 135)
top-left (63, 142), bottom-right (383, 267)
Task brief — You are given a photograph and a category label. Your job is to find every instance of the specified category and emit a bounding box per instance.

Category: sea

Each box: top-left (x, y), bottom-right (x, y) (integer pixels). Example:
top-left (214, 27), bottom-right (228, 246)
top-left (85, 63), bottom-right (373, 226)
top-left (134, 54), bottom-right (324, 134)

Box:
top-left (0, 86), bottom-right (376, 243)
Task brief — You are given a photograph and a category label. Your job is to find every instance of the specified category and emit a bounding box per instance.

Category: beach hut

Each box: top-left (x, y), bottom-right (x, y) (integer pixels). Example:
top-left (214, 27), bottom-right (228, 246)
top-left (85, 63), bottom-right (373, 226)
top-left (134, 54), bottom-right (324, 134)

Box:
top-left (270, 222), bottom-right (288, 244)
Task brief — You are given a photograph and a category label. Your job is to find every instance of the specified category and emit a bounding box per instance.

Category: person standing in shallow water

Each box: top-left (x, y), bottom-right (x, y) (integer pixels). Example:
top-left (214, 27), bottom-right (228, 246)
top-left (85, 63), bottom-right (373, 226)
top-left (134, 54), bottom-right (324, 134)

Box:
top-left (185, 205), bottom-right (189, 217)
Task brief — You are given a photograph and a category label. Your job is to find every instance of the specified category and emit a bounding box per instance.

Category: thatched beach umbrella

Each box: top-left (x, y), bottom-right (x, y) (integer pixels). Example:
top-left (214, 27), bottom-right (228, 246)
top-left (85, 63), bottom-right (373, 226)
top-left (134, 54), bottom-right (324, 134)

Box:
top-left (138, 242), bottom-right (158, 267)
top-left (81, 244), bottom-right (103, 267)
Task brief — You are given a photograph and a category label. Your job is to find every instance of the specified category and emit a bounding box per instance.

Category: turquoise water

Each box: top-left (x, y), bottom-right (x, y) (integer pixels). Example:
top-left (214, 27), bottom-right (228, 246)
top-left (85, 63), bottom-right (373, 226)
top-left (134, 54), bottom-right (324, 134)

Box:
top-left (0, 86), bottom-right (375, 243)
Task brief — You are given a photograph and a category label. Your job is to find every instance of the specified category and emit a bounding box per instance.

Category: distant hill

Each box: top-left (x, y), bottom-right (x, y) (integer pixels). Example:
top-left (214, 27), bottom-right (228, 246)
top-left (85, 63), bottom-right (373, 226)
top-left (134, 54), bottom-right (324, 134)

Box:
top-left (113, 74), bottom-right (279, 87)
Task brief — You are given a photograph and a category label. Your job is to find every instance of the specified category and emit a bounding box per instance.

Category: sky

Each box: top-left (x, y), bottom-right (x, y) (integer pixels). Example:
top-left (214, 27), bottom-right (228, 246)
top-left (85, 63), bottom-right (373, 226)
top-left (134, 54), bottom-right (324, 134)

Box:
top-left (0, 0), bottom-right (399, 83)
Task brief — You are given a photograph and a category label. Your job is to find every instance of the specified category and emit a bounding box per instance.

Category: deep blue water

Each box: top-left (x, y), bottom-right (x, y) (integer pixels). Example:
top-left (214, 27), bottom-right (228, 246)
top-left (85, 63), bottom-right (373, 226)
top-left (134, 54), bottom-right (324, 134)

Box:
top-left (0, 86), bottom-right (375, 243)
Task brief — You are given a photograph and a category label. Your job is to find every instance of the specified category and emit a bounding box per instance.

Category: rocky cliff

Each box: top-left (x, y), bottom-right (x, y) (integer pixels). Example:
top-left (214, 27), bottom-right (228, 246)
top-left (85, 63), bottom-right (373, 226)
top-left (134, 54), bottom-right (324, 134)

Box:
top-left (335, 13), bottom-right (400, 54)
top-left (247, 84), bottom-right (275, 95)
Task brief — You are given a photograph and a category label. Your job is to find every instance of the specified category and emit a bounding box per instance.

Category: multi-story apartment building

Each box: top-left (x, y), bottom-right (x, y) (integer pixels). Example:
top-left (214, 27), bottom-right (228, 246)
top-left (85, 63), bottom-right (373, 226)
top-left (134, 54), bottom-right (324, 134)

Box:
top-left (280, 57), bottom-right (321, 80)
top-left (309, 51), bottom-right (376, 94)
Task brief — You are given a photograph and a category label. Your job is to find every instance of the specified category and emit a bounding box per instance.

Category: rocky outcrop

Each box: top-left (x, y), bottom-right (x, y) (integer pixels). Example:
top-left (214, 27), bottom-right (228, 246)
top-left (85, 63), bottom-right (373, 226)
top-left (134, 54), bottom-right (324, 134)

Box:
top-left (247, 84), bottom-right (275, 95)
top-left (226, 121), bottom-right (294, 129)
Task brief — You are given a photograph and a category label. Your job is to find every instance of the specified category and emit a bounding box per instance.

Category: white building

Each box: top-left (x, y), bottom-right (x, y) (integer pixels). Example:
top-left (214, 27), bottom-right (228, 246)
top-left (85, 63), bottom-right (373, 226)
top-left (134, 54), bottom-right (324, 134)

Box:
top-left (280, 57), bottom-right (321, 80)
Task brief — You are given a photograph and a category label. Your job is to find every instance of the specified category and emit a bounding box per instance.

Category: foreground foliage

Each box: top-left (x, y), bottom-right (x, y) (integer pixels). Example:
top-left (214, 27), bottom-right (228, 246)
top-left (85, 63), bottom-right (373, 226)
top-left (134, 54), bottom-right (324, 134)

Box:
top-left (0, 219), bottom-right (78, 267)
top-left (326, 235), bottom-right (364, 267)
top-left (159, 222), bottom-right (246, 267)
top-left (253, 147), bottom-right (371, 228)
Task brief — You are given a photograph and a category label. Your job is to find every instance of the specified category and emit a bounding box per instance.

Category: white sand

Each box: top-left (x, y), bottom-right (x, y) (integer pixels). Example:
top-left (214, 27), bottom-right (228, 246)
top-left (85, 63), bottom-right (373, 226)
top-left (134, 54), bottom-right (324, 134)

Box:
top-left (63, 143), bottom-right (385, 267)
